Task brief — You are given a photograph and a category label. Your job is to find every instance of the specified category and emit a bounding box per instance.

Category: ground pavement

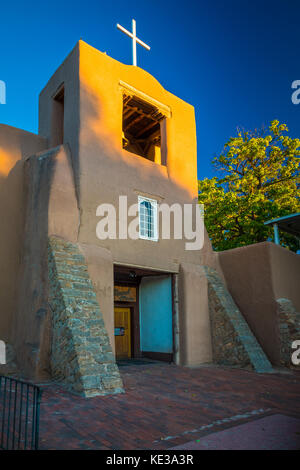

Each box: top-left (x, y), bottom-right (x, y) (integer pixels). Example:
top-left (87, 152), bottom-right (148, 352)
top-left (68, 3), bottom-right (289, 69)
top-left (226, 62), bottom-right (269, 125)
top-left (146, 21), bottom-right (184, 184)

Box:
top-left (37, 361), bottom-right (300, 450)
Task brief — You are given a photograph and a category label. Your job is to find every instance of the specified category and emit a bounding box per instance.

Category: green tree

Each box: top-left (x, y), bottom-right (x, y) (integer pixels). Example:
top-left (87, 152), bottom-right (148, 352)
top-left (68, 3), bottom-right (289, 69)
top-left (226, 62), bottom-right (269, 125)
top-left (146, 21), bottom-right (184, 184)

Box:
top-left (198, 120), bottom-right (300, 251)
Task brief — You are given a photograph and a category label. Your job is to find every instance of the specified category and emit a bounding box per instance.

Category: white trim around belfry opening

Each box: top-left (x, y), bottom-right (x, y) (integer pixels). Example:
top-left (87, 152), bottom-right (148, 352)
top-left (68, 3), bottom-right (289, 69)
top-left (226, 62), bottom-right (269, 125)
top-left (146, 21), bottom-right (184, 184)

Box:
top-left (119, 80), bottom-right (171, 118)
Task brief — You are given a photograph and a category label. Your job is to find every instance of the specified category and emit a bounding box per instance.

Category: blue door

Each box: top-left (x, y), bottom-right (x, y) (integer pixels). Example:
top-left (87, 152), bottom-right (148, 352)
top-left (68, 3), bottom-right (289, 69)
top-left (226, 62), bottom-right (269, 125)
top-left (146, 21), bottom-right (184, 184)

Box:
top-left (139, 275), bottom-right (173, 357)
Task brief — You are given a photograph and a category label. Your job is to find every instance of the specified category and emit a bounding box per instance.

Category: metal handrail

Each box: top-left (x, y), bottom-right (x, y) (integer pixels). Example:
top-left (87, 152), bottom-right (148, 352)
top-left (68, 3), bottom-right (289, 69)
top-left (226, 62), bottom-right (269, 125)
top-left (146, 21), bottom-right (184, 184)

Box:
top-left (0, 375), bottom-right (42, 450)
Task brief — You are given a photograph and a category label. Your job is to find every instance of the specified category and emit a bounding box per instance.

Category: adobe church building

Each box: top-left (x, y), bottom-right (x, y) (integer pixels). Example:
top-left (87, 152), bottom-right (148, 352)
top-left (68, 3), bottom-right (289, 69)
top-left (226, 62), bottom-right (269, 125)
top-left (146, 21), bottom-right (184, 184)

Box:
top-left (0, 41), bottom-right (299, 397)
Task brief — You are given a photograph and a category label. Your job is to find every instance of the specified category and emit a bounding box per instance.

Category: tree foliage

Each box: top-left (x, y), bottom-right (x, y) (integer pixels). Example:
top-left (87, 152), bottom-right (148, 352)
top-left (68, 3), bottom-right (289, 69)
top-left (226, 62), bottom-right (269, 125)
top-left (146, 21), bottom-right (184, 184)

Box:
top-left (198, 120), bottom-right (300, 251)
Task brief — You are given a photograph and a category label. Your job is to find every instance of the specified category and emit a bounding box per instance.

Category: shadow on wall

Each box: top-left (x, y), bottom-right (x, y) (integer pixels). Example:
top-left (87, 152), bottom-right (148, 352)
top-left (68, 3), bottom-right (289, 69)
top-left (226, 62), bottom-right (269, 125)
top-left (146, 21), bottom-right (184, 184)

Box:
top-left (0, 163), bottom-right (25, 343)
top-left (0, 125), bottom-right (48, 363)
top-left (10, 146), bottom-right (78, 380)
top-left (12, 151), bottom-right (56, 379)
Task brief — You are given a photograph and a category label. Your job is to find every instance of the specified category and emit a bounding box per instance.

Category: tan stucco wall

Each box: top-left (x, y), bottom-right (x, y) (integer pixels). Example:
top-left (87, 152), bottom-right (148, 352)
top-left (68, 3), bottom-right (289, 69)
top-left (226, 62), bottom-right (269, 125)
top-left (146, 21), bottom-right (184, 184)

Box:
top-left (269, 243), bottom-right (300, 312)
top-left (218, 242), bottom-right (300, 365)
top-left (179, 263), bottom-right (212, 365)
top-left (0, 125), bottom-right (47, 343)
top-left (11, 143), bottom-right (118, 378)
top-left (77, 41), bottom-right (219, 364)
top-left (0, 41), bottom-right (221, 374)
top-left (0, 124), bottom-right (47, 176)
top-left (36, 40), bottom-right (219, 366)
top-left (12, 145), bottom-right (79, 378)
top-left (76, 40), bottom-right (201, 266)
top-left (39, 43), bottom-right (80, 193)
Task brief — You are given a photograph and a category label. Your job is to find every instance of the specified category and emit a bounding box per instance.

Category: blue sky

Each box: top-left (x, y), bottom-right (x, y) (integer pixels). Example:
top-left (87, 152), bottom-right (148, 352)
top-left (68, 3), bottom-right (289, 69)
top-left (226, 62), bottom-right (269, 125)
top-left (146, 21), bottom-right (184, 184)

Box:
top-left (0, 0), bottom-right (299, 178)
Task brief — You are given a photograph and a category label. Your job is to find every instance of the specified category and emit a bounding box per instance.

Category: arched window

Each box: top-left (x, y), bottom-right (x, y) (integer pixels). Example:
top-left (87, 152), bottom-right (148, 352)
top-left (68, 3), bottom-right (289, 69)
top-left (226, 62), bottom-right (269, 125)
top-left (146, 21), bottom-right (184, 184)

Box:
top-left (138, 196), bottom-right (158, 241)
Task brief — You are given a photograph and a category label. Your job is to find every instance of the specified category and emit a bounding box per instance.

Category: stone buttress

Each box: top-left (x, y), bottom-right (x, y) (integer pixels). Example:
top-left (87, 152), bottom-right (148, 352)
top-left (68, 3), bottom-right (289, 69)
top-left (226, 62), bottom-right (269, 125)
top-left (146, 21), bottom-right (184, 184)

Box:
top-left (48, 236), bottom-right (124, 397)
top-left (204, 267), bottom-right (273, 373)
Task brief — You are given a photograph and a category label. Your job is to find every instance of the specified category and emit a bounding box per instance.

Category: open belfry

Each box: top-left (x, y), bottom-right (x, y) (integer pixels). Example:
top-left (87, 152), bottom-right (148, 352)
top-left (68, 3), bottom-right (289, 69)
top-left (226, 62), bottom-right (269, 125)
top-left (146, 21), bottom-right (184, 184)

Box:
top-left (4, 38), bottom-right (299, 398)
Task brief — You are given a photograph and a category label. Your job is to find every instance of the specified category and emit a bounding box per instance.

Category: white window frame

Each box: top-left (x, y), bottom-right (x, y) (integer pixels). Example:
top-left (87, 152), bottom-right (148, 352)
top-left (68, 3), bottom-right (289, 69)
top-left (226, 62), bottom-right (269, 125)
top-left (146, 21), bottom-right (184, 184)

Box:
top-left (138, 196), bottom-right (158, 242)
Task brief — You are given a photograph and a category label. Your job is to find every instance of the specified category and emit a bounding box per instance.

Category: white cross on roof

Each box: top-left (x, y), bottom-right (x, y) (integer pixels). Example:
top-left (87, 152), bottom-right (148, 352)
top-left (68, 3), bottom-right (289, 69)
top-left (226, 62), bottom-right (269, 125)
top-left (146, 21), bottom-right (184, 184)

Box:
top-left (117, 19), bottom-right (150, 67)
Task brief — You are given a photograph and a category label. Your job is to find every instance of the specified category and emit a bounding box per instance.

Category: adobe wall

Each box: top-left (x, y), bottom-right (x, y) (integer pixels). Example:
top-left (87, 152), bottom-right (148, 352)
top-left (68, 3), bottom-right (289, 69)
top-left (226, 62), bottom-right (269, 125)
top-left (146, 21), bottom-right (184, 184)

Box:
top-left (36, 41), bottom-right (221, 367)
top-left (218, 242), bottom-right (300, 365)
top-left (0, 125), bottom-right (46, 343)
top-left (39, 43), bottom-right (80, 196)
top-left (12, 145), bottom-right (79, 378)
top-left (78, 41), bottom-right (223, 366)
top-left (178, 263), bottom-right (212, 365)
top-left (269, 243), bottom-right (300, 312)
top-left (76, 40), bottom-right (205, 269)
top-left (9, 143), bottom-right (118, 380)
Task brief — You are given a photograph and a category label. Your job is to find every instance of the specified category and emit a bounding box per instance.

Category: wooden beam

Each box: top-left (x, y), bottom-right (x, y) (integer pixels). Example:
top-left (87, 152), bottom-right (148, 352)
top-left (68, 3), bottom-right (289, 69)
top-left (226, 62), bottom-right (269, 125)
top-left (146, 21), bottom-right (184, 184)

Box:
top-left (149, 128), bottom-right (160, 140)
top-left (123, 108), bottom-right (136, 120)
top-left (123, 95), bottom-right (131, 106)
top-left (135, 120), bottom-right (158, 138)
top-left (123, 104), bottom-right (164, 123)
top-left (125, 113), bottom-right (145, 131)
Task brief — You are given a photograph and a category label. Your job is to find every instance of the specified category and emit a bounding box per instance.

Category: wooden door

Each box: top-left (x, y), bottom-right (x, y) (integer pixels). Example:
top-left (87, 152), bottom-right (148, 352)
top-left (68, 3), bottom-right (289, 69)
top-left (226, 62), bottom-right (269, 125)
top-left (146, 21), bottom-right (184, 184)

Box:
top-left (114, 307), bottom-right (131, 359)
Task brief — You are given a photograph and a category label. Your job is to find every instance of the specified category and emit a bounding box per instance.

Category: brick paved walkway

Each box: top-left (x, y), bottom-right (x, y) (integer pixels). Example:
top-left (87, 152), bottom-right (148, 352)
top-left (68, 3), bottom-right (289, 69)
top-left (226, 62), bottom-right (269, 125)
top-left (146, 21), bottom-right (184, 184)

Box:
top-left (38, 362), bottom-right (300, 450)
top-left (171, 414), bottom-right (300, 450)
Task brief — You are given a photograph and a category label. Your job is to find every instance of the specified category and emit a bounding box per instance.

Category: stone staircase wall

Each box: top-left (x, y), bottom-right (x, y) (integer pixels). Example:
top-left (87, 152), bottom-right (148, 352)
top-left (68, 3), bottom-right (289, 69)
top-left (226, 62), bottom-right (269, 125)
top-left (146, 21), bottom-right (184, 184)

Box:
top-left (48, 236), bottom-right (124, 397)
top-left (204, 266), bottom-right (273, 373)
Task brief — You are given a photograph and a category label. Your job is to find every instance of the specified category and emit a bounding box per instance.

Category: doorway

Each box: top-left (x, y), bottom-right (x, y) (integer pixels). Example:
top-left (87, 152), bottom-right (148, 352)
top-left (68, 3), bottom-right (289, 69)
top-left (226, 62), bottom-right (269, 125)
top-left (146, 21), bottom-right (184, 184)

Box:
top-left (114, 307), bottom-right (131, 359)
top-left (139, 275), bottom-right (173, 362)
top-left (114, 266), bottom-right (174, 362)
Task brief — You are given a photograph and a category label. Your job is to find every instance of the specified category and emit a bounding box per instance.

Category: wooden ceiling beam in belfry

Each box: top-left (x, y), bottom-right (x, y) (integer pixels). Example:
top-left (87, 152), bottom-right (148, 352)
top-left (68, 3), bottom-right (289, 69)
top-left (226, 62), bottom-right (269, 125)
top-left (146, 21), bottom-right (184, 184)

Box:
top-left (135, 120), bottom-right (159, 138)
top-left (124, 131), bottom-right (160, 148)
top-left (123, 131), bottom-right (147, 144)
top-left (148, 128), bottom-right (160, 140)
top-left (123, 95), bottom-right (131, 106)
top-left (143, 141), bottom-right (153, 156)
top-left (125, 113), bottom-right (145, 131)
top-left (123, 104), bottom-right (164, 124)
top-left (128, 139), bottom-right (144, 156)
top-left (123, 108), bottom-right (137, 121)
top-left (123, 106), bottom-right (142, 120)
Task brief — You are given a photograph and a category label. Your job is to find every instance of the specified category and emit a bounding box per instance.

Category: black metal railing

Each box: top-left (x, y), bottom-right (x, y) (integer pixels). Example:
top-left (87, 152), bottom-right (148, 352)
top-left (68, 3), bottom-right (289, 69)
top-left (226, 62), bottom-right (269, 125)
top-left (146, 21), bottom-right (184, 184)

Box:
top-left (0, 376), bottom-right (42, 450)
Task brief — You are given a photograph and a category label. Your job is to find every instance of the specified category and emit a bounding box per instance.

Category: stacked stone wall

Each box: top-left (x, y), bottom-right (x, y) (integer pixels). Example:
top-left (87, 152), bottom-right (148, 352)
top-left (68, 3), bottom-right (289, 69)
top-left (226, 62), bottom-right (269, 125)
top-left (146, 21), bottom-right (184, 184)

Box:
top-left (48, 236), bottom-right (124, 397)
top-left (204, 267), bottom-right (273, 373)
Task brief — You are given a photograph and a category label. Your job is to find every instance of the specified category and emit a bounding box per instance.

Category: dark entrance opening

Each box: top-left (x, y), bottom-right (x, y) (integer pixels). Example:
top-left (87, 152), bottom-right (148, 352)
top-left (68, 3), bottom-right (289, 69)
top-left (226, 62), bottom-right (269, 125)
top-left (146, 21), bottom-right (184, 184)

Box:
top-left (114, 266), bottom-right (174, 363)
